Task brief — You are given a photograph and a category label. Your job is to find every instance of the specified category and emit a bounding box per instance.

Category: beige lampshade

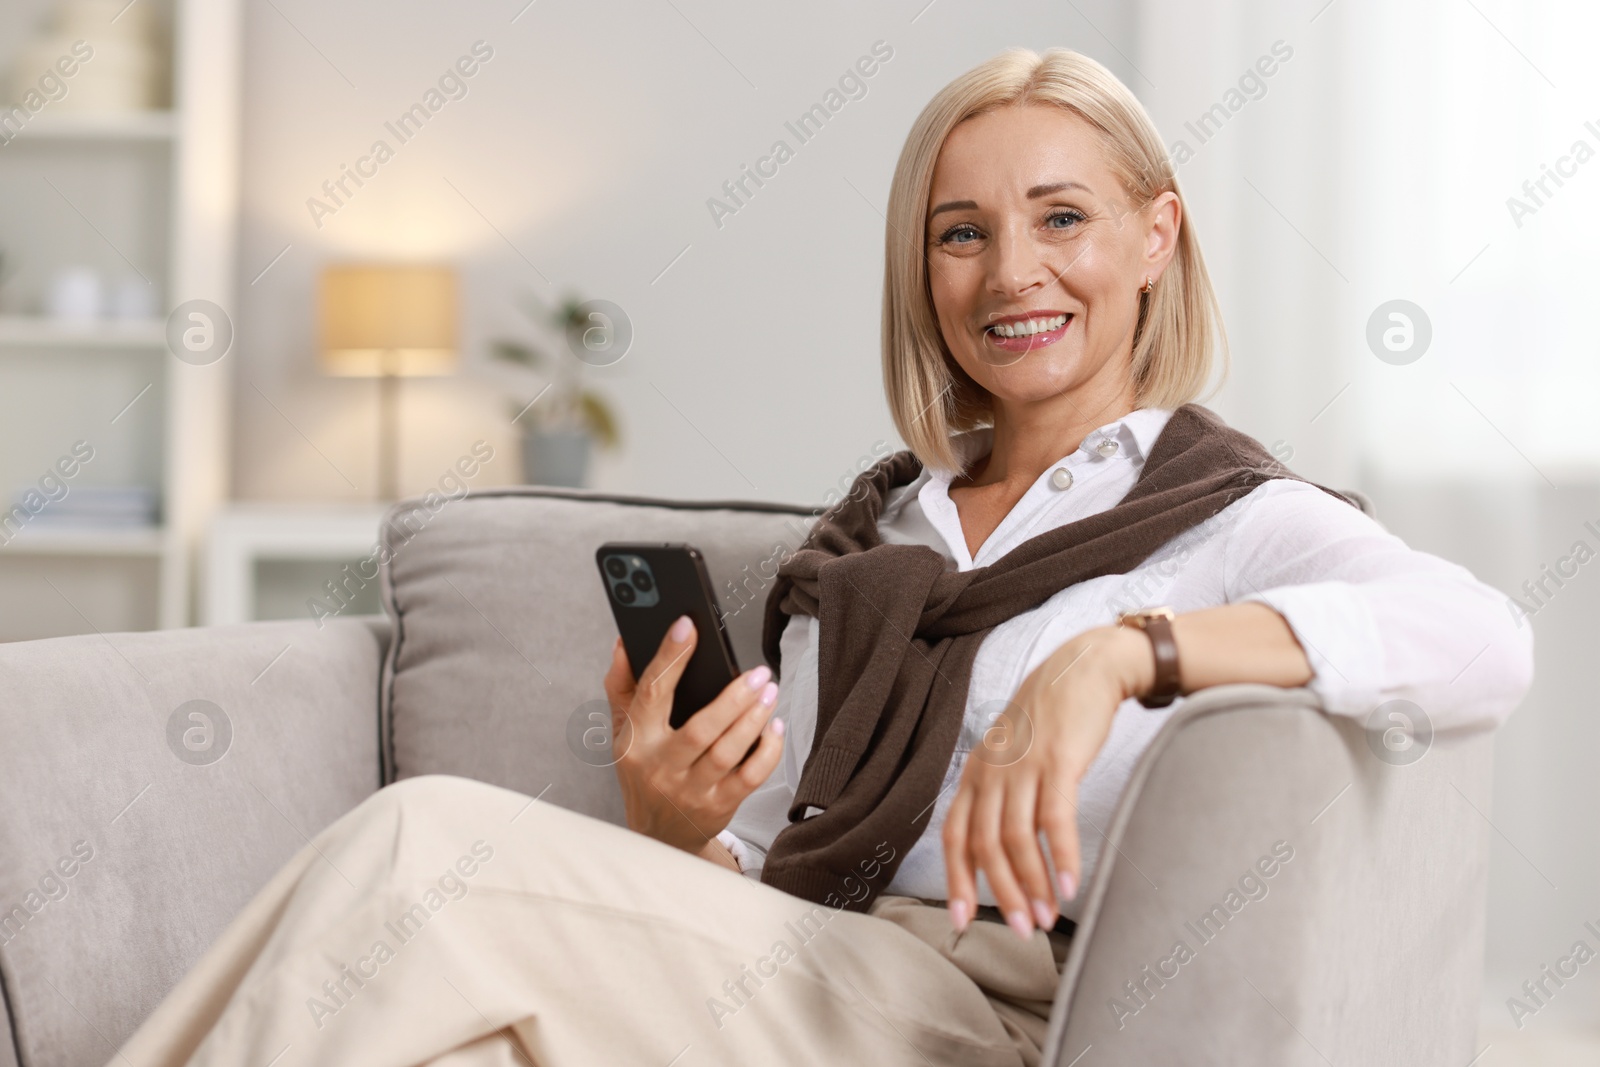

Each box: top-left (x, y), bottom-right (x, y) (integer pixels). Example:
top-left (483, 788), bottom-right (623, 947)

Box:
top-left (319, 264), bottom-right (458, 376)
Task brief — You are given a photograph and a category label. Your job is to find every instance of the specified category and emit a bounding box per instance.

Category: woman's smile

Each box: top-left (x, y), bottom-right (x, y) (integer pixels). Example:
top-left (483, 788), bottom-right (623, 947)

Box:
top-left (982, 310), bottom-right (1073, 357)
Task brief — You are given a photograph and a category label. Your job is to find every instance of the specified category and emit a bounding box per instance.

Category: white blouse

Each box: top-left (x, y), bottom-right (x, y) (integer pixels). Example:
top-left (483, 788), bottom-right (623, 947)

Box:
top-left (718, 407), bottom-right (1534, 919)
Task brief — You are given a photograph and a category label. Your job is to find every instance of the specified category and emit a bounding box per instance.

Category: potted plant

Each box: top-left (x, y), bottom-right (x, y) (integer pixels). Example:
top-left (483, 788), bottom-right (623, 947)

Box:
top-left (490, 290), bottom-right (622, 487)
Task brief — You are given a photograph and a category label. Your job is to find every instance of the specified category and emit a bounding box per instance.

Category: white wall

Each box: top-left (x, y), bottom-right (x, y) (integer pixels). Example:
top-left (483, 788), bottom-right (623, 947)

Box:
top-left (231, 0), bottom-right (1134, 505)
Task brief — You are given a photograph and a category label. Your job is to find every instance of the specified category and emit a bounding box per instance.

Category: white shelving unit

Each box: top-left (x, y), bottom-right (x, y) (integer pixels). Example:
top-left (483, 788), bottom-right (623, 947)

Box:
top-left (5, 109), bottom-right (179, 141)
top-left (0, 0), bottom-right (242, 641)
top-left (0, 314), bottom-right (166, 347)
top-left (1, 525), bottom-right (167, 557)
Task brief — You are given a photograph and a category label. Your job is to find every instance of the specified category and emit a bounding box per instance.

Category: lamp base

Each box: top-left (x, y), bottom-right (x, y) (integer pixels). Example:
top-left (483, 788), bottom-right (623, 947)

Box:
top-left (377, 366), bottom-right (399, 501)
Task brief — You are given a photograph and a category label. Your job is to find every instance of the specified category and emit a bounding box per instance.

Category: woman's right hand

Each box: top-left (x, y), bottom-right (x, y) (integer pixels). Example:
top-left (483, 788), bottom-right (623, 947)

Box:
top-left (601, 614), bottom-right (785, 855)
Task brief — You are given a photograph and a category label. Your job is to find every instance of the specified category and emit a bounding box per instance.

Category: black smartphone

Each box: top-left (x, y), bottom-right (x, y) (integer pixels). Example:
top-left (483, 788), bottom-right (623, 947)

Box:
top-left (596, 542), bottom-right (744, 730)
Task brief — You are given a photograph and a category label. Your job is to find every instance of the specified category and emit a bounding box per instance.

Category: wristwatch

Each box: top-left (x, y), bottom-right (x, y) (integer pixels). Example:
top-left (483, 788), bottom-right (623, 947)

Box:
top-left (1117, 606), bottom-right (1181, 708)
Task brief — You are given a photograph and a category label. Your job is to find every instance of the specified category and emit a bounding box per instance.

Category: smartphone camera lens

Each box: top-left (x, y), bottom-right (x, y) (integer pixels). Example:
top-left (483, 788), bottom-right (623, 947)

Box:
top-left (601, 550), bottom-right (659, 608)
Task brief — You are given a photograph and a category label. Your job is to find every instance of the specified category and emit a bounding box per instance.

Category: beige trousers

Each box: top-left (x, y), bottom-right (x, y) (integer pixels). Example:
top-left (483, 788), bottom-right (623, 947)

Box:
top-left (111, 775), bottom-right (1070, 1067)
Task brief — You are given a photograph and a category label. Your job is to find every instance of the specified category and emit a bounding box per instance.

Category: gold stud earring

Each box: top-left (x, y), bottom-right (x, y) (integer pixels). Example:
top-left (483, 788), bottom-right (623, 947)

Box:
top-left (1140, 277), bottom-right (1154, 294)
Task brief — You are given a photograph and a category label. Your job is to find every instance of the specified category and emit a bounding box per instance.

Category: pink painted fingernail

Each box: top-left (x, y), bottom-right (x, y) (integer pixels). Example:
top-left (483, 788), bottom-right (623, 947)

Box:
top-left (759, 681), bottom-right (778, 707)
top-left (1059, 871), bottom-right (1077, 901)
top-left (670, 615), bottom-right (693, 641)
top-left (949, 899), bottom-right (971, 932)
top-left (1032, 899), bottom-right (1055, 929)
top-left (1006, 910), bottom-right (1034, 940)
top-left (744, 664), bottom-right (771, 689)
top-left (768, 717), bottom-right (785, 736)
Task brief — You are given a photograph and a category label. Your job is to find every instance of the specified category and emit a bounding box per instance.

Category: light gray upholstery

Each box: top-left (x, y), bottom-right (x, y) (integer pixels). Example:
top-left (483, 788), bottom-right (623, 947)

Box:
top-left (1040, 685), bottom-right (1494, 1066)
top-left (0, 617), bottom-right (388, 1067)
top-left (0, 486), bottom-right (1494, 1067)
top-left (377, 487), bottom-right (819, 815)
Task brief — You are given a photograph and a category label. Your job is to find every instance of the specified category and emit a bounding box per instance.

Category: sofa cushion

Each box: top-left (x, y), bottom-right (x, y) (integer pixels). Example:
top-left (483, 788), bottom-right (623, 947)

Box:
top-left (0, 617), bottom-right (386, 1067)
top-left (377, 487), bottom-right (818, 824)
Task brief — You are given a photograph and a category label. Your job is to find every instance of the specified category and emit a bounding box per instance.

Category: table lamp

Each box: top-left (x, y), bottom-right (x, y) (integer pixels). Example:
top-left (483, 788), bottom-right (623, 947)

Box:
top-left (319, 264), bottom-right (457, 501)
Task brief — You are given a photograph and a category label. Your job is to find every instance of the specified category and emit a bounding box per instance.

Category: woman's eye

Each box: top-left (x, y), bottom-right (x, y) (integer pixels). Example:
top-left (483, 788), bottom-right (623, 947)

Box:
top-left (935, 211), bottom-right (1085, 245)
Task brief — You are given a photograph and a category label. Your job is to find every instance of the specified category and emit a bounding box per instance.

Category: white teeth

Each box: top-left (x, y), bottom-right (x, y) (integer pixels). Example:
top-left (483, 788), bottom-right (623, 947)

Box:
top-left (989, 314), bottom-right (1068, 338)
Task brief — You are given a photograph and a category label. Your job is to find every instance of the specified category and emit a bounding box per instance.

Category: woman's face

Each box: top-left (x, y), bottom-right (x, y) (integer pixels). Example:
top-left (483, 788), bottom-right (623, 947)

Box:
top-left (924, 103), bottom-right (1179, 413)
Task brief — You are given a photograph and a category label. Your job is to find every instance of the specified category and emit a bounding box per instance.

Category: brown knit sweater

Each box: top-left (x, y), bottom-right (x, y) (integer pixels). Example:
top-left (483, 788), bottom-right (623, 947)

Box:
top-left (756, 404), bottom-right (1359, 911)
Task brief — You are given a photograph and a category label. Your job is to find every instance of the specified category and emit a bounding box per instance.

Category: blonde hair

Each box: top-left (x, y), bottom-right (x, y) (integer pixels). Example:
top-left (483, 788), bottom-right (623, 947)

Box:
top-left (882, 47), bottom-right (1227, 475)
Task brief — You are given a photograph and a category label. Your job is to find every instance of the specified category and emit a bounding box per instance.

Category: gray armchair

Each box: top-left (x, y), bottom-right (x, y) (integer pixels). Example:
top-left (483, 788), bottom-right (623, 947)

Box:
top-left (1040, 686), bottom-right (1492, 1065)
top-left (0, 486), bottom-right (1492, 1067)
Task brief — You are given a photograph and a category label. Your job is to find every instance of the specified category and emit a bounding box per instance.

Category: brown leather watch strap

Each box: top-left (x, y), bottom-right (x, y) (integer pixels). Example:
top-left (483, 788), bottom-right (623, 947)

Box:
top-left (1118, 608), bottom-right (1181, 708)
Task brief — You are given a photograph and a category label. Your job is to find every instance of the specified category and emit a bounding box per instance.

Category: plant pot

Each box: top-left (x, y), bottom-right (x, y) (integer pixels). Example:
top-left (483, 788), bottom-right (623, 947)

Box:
top-left (521, 428), bottom-right (592, 487)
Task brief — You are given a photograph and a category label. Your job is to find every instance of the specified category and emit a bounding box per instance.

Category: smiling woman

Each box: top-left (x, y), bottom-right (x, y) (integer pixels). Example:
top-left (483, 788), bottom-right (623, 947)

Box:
top-left (883, 61), bottom-right (1221, 478)
top-left (730, 37), bottom-right (1526, 1036)
top-left (110, 46), bottom-right (1532, 1067)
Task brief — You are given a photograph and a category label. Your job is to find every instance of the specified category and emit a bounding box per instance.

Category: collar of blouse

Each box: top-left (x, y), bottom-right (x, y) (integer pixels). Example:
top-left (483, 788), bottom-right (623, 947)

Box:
top-left (882, 407), bottom-right (1176, 567)
top-left (933, 406), bottom-right (1174, 485)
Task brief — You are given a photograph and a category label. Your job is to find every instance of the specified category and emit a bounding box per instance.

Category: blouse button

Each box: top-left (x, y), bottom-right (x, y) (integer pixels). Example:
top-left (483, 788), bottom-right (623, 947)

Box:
top-left (1094, 436), bottom-right (1120, 458)
top-left (1049, 467), bottom-right (1074, 491)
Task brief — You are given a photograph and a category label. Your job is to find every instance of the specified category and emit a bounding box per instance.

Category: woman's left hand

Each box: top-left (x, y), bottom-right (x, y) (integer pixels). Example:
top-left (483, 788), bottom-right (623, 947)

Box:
top-left (941, 624), bottom-right (1154, 938)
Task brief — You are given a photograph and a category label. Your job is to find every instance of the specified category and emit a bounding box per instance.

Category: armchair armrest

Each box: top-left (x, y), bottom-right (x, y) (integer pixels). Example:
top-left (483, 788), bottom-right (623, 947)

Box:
top-left (1043, 684), bottom-right (1494, 1067)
